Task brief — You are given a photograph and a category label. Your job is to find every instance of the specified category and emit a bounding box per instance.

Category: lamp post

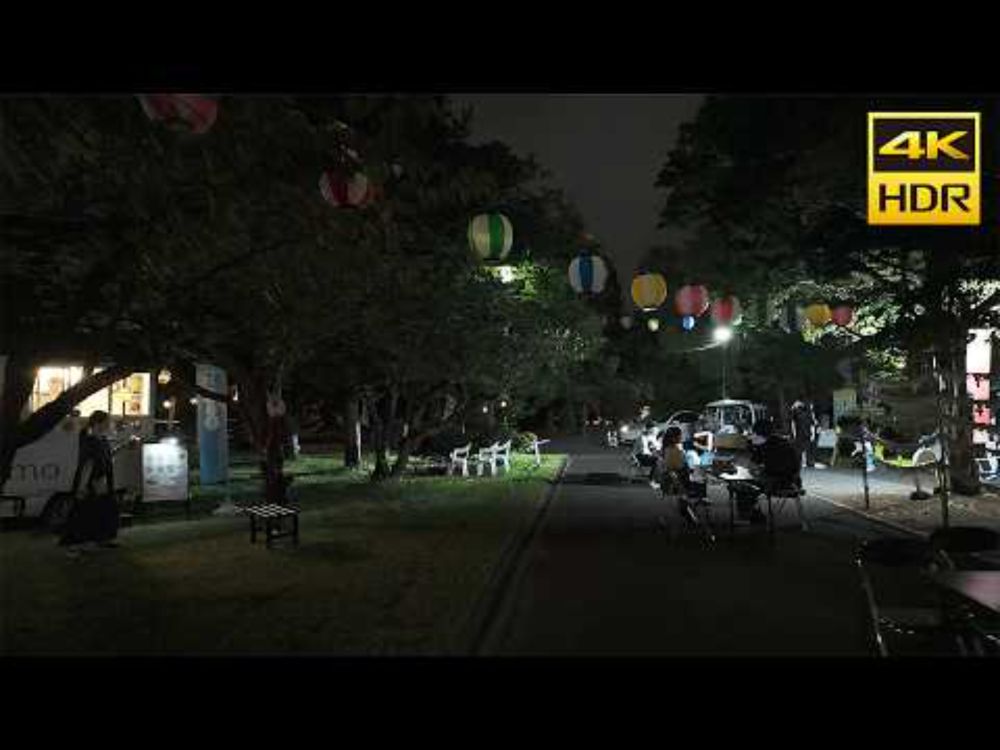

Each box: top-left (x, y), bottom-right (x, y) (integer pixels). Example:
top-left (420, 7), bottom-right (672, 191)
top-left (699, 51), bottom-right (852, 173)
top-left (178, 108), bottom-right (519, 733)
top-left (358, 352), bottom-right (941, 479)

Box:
top-left (714, 326), bottom-right (734, 398)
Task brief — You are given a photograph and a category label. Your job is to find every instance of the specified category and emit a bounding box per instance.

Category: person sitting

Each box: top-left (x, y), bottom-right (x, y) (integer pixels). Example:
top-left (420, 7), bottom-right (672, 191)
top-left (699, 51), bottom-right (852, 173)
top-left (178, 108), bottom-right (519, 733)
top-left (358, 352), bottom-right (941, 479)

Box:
top-left (632, 426), bottom-right (660, 480)
top-left (738, 418), bottom-right (801, 522)
top-left (683, 438), bottom-right (709, 501)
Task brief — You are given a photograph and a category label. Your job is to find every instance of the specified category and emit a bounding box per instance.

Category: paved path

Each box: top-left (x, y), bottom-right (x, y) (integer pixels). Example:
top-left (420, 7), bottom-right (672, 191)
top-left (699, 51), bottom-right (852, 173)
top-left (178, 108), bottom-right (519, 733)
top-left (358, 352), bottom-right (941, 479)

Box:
top-left (485, 439), bottom-right (917, 656)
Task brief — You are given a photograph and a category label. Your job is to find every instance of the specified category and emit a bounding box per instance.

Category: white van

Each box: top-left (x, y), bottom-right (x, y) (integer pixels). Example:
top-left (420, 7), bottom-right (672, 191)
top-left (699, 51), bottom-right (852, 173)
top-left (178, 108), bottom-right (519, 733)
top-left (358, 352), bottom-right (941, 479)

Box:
top-left (3, 416), bottom-right (148, 518)
top-left (702, 399), bottom-right (769, 451)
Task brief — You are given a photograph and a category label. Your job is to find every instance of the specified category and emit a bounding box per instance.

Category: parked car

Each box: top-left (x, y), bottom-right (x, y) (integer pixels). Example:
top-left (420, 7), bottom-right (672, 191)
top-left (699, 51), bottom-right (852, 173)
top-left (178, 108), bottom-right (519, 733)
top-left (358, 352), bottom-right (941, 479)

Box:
top-left (652, 410), bottom-right (702, 444)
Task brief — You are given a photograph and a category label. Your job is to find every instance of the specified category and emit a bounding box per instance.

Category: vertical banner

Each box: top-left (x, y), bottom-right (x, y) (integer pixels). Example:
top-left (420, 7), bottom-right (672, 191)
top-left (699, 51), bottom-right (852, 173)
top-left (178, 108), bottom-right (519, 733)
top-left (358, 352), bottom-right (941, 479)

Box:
top-left (196, 364), bottom-right (228, 485)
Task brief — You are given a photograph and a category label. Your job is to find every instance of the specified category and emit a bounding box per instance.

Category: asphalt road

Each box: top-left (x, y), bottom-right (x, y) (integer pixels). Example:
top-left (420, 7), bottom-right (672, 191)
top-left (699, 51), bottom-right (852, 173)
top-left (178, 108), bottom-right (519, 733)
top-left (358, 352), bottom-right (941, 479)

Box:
top-left (482, 437), bottom-right (916, 656)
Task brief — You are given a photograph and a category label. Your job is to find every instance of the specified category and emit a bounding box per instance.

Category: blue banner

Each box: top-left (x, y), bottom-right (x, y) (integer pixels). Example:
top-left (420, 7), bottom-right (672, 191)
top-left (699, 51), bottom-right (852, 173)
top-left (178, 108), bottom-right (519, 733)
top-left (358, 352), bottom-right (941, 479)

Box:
top-left (196, 364), bottom-right (229, 485)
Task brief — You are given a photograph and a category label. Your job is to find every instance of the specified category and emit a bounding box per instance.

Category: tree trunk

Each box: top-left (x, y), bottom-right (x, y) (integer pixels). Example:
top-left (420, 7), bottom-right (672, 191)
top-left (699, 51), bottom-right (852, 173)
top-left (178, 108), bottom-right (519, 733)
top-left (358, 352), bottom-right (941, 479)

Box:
top-left (369, 394), bottom-right (391, 482)
top-left (390, 437), bottom-right (412, 479)
top-left (343, 394), bottom-right (361, 468)
top-left (944, 341), bottom-right (980, 496)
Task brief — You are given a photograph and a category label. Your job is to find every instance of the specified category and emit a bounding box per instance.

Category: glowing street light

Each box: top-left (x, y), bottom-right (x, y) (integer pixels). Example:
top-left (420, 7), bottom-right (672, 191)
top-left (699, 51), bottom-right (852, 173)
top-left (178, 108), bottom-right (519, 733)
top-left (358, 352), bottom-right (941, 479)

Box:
top-left (713, 326), bottom-right (734, 398)
top-left (157, 369), bottom-right (172, 385)
top-left (713, 326), bottom-right (734, 344)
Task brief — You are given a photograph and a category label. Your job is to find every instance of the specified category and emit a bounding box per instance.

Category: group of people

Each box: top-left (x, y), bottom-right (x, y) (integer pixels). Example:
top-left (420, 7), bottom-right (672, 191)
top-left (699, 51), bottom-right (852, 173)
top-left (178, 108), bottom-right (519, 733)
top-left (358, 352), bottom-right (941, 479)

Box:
top-left (631, 414), bottom-right (804, 528)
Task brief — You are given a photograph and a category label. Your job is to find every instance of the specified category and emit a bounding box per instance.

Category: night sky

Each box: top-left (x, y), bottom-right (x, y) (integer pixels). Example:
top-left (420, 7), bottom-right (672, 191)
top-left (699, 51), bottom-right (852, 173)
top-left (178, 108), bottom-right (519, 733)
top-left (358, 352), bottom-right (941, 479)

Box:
top-left (455, 94), bottom-right (705, 302)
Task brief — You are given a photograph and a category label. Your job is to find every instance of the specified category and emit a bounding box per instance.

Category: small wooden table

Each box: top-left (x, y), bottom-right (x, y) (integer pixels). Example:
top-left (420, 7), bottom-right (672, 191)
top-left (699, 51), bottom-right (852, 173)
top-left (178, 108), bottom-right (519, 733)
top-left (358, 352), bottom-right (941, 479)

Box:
top-left (238, 504), bottom-right (300, 548)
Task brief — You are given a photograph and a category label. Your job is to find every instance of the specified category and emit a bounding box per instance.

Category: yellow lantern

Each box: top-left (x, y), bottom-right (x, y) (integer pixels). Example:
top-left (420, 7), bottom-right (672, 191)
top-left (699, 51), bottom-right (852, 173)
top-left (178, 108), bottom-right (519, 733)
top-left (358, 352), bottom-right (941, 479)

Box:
top-left (805, 303), bottom-right (832, 327)
top-left (631, 273), bottom-right (667, 311)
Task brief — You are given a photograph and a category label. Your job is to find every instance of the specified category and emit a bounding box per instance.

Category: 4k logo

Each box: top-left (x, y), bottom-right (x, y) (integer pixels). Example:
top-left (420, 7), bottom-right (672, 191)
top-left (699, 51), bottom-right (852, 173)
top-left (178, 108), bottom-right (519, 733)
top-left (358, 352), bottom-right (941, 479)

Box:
top-left (868, 112), bottom-right (980, 225)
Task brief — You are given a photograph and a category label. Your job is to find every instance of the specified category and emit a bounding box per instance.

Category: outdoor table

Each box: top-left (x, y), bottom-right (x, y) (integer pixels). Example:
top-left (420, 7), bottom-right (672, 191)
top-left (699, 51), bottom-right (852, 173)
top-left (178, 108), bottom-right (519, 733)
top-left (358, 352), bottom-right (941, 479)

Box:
top-left (926, 571), bottom-right (1000, 654)
top-left (927, 571), bottom-right (1000, 615)
top-left (705, 465), bottom-right (755, 537)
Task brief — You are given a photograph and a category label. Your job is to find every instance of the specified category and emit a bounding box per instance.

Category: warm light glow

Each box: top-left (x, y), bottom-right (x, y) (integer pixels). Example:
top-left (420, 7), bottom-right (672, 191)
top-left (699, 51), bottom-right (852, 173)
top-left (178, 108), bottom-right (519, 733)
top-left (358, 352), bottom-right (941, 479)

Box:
top-left (714, 326), bottom-right (734, 343)
top-left (497, 265), bottom-right (515, 284)
top-left (500, 400), bottom-right (508, 408)
top-left (647, 318), bottom-right (660, 332)
top-left (162, 399), bottom-right (174, 410)
top-left (189, 397), bottom-right (198, 405)
top-left (157, 369), bottom-right (172, 385)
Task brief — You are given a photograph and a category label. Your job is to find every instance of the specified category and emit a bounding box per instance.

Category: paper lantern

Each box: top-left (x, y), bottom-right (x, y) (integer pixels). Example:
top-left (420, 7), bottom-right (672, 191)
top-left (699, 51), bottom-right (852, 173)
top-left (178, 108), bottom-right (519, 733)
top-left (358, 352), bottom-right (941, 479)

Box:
top-left (139, 94), bottom-right (218, 134)
top-left (469, 213), bottom-right (513, 262)
top-left (675, 285), bottom-right (710, 317)
top-left (830, 305), bottom-right (854, 327)
top-left (805, 303), bottom-right (832, 327)
top-left (647, 318), bottom-right (660, 332)
top-left (682, 315), bottom-right (696, 331)
top-left (620, 315), bottom-right (633, 330)
top-left (631, 273), bottom-right (667, 311)
top-left (320, 171), bottom-right (375, 208)
top-left (568, 252), bottom-right (609, 294)
top-left (711, 296), bottom-right (742, 326)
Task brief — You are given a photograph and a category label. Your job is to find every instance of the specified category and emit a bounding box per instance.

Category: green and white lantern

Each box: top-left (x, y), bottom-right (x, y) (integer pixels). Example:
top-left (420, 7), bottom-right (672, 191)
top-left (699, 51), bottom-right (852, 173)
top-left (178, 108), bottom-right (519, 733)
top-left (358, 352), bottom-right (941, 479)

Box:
top-left (468, 213), bottom-right (513, 263)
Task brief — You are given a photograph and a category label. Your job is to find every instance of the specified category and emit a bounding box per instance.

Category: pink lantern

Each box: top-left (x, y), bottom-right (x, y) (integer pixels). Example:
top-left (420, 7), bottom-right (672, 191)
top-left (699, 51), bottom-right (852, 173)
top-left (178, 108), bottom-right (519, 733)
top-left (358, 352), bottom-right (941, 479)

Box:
top-left (830, 305), bottom-right (854, 327)
top-left (675, 285), bottom-right (710, 317)
top-left (319, 171), bottom-right (375, 208)
top-left (711, 295), bottom-right (742, 326)
top-left (139, 94), bottom-right (218, 134)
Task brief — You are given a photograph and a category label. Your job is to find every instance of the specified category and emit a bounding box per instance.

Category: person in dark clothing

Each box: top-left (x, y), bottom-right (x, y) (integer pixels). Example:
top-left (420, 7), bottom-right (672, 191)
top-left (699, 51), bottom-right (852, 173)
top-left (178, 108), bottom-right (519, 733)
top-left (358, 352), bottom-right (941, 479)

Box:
top-left (733, 418), bottom-right (802, 524)
top-left (790, 400), bottom-right (818, 468)
top-left (61, 411), bottom-right (121, 555)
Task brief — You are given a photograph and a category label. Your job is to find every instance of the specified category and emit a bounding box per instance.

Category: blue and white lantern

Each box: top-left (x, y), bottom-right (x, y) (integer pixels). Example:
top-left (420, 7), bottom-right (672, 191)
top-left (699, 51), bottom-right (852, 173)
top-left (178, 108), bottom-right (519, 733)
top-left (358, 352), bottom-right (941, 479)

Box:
top-left (568, 252), bottom-right (609, 295)
top-left (682, 315), bottom-right (696, 331)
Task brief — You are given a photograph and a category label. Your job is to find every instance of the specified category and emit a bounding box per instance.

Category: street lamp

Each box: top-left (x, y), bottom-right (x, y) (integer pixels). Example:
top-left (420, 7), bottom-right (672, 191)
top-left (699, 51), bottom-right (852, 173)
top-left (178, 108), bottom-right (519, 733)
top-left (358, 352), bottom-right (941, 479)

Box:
top-left (714, 327), bottom-right (734, 398)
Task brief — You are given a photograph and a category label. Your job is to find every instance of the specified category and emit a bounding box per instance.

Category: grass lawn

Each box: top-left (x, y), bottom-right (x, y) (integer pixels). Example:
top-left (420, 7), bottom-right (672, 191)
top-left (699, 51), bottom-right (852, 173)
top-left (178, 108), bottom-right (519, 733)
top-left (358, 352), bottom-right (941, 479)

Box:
top-left (0, 452), bottom-right (564, 655)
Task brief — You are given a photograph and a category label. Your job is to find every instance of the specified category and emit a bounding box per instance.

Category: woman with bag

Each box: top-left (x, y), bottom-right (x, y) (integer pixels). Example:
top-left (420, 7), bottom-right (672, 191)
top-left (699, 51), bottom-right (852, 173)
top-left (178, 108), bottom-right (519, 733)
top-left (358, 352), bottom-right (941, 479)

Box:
top-left (60, 411), bottom-right (122, 557)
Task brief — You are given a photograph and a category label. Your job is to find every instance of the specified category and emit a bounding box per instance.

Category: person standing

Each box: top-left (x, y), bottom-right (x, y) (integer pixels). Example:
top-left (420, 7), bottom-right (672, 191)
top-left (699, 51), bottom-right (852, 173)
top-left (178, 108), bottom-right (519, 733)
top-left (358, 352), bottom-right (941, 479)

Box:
top-left (61, 411), bottom-right (121, 556)
top-left (791, 400), bottom-right (818, 468)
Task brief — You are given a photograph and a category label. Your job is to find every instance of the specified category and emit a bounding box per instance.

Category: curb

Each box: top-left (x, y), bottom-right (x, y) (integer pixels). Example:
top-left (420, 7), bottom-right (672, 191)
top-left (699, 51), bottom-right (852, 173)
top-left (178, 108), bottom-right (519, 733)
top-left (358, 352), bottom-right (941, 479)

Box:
top-left (807, 491), bottom-right (929, 539)
top-left (461, 455), bottom-right (570, 655)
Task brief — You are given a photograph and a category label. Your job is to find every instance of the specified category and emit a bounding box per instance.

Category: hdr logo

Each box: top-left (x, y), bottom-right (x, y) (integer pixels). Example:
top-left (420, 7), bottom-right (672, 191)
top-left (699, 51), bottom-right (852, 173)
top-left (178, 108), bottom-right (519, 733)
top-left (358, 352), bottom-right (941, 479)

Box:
top-left (867, 112), bottom-right (981, 225)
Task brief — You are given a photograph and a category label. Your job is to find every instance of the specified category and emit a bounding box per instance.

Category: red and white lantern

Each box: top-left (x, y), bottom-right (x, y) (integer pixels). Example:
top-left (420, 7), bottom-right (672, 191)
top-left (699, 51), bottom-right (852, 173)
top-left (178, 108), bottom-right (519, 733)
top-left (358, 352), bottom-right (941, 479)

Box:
top-left (319, 171), bottom-right (375, 208)
top-left (830, 305), bottom-right (854, 327)
top-left (675, 284), bottom-right (710, 317)
top-left (139, 94), bottom-right (218, 134)
top-left (711, 295), bottom-right (742, 326)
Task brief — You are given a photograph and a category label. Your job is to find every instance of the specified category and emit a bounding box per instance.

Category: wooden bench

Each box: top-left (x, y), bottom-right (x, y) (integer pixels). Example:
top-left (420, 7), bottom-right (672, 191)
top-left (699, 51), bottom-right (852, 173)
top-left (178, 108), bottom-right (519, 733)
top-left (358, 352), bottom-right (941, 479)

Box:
top-left (237, 503), bottom-right (300, 548)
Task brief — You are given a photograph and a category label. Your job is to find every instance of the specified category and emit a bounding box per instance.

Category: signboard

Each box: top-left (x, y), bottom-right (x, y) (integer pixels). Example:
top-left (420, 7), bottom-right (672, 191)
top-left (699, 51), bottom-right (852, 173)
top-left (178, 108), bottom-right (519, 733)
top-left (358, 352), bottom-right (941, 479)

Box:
top-left (967, 329), bottom-right (993, 375)
top-left (968, 374), bottom-right (990, 401)
top-left (833, 388), bottom-right (858, 424)
top-left (195, 364), bottom-right (228, 485)
top-left (142, 442), bottom-right (189, 502)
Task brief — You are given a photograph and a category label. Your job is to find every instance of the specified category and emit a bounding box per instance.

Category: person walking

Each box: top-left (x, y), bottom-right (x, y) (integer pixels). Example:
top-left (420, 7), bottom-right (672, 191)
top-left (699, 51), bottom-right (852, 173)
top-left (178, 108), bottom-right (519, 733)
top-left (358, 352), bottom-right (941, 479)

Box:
top-left (61, 411), bottom-right (122, 556)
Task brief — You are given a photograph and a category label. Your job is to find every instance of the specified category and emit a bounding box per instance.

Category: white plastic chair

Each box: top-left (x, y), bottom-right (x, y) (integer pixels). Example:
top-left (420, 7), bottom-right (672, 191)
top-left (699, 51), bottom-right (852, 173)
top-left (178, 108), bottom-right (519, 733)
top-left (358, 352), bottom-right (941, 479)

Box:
top-left (495, 440), bottom-right (512, 474)
top-left (448, 443), bottom-right (471, 477)
top-left (475, 443), bottom-right (499, 477)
